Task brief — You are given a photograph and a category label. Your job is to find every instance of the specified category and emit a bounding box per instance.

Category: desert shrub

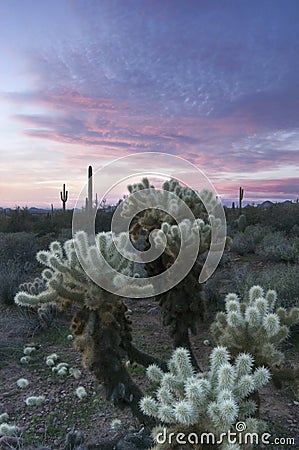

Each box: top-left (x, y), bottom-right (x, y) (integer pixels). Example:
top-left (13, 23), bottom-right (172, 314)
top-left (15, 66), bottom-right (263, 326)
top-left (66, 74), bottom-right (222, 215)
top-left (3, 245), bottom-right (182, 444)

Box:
top-left (290, 224), bottom-right (299, 237)
top-left (230, 232), bottom-right (256, 255)
top-left (259, 202), bottom-right (299, 234)
top-left (259, 232), bottom-right (299, 263)
top-left (0, 232), bottom-right (39, 264)
top-left (230, 225), bottom-right (272, 255)
top-left (0, 260), bottom-right (35, 305)
top-left (230, 265), bottom-right (299, 309)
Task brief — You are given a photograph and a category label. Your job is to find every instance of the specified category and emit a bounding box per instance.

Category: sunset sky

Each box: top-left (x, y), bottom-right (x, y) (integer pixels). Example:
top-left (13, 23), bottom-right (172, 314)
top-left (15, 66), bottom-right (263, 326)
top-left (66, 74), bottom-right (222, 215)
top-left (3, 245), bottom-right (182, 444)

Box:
top-left (0, 0), bottom-right (298, 208)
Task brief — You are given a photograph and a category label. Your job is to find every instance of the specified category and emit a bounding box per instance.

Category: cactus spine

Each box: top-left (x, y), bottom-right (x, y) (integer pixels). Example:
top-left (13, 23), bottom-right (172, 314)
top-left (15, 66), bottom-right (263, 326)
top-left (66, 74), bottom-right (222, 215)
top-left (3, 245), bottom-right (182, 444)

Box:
top-left (60, 183), bottom-right (68, 211)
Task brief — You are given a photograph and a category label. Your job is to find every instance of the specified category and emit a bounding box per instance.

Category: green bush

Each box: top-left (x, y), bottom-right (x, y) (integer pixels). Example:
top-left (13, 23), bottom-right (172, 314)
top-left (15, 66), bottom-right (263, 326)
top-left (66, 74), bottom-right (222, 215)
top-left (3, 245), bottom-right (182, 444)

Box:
top-left (0, 232), bottom-right (39, 264)
top-left (260, 232), bottom-right (299, 263)
top-left (230, 225), bottom-right (272, 256)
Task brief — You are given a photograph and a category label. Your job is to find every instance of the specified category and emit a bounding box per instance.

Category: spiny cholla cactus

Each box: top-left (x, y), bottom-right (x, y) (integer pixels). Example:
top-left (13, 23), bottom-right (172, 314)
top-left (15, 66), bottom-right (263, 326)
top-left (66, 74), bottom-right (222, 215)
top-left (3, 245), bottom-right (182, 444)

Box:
top-left (15, 231), bottom-right (151, 311)
top-left (14, 229), bottom-right (163, 424)
top-left (140, 347), bottom-right (270, 449)
top-left (19, 277), bottom-right (58, 328)
top-left (211, 286), bottom-right (299, 368)
top-left (124, 178), bottom-right (218, 232)
top-left (121, 178), bottom-right (227, 369)
top-left (152, 218), bottom-right (217, 260)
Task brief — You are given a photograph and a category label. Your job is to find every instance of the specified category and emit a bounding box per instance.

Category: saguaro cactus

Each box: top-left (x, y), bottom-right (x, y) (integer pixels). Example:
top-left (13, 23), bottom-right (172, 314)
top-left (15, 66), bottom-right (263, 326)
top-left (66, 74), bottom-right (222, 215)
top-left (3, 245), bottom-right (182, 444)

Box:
top-left (87, 165), bottom-right (93, 215)
top-left (85, 165), bottom-right (99, 235)
top-left (239, 186), bottom-right (244, 213)
top-left (60, 183), bottom-right (68, 211)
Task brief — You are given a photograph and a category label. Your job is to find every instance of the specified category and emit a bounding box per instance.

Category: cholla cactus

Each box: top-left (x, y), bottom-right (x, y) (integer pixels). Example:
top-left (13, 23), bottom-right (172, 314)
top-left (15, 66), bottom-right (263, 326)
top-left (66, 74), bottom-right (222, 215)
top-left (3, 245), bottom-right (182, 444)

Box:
top-left (121, 178), bottom-right (227, 369)
top-left (15, 231), bottom-right (149, 311)
top-left (140, 347), bottom-right (270, 449)
top-left (211, 286), bottom-right (299, 368)
top-left (14, 229), bottom-right (164, 424)
top-left (18, 277), bottom-right (58, 328)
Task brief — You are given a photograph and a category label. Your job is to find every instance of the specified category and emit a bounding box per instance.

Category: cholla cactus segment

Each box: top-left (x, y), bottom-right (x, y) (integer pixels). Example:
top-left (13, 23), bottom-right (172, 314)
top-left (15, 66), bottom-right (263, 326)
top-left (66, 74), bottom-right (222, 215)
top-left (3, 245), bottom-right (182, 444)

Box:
top-left (16, 378), bottom-right (29, 388)
top-left (57, 367), bottom-right (68, 376)
top-left (266, 290), bottom-right (277, 311)
top-left (171, 347), bottom-right (194, 379)
top-left (46, 358), bottom-right (55, 367)
top-left (20, 356), bottom-right (31, 364)
top-left (140, 396), bottom-right (159, 417)
top-left (48, 353), bottom-right (59, 362)
top-left (252, 366), bottom-right (271, 389)
top-left (174, 400), bottom-right (197, 425)
top-left (0, 423), bottom-right (20, 437)
top-left (147, 364), bottom-right (165, 383)
top-left (263, 313), bottom-right (280, 337)
top-left (110, 418), bottom-right (122, 430)
top-left (248, 285), bottom-right (264, 303)
top-left (23, 346), bottom-right (36, 355)
top-left (25, 396), bottom-right (45, 406)
top-left (75, 386), bottom-right (87, 400)
top-left (210, 346), bottom-right (230, 372)
top-left (235, 353), bottom-right (254, 377)
top-left (211, 286), bottom-right (299, 368)
top-left (143, 346), bottom-right (270, 445)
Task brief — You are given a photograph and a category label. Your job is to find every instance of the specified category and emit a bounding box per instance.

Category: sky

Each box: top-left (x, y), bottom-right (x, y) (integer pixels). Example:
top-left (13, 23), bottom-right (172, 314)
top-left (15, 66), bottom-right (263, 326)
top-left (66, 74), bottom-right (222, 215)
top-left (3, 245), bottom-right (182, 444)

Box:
top-left (0, 0), bottom-right (298, 208)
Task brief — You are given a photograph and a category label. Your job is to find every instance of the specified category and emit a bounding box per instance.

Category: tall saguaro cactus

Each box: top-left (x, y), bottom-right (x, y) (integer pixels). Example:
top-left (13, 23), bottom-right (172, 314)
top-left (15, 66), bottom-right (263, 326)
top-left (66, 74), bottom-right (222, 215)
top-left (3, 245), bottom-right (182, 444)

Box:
top-left (87, 165), bottom-right (93, 215)
top-left (60, 183), bottom-right (68, 211)
top-left (85, 165), bottom-right (96, 236)
top-left (239, 186), bottom-right (244, 213)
